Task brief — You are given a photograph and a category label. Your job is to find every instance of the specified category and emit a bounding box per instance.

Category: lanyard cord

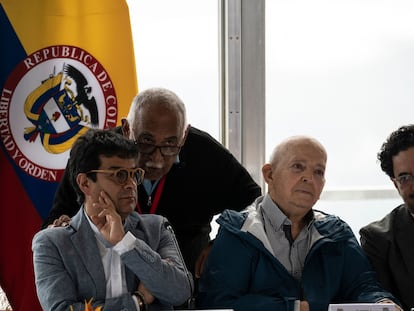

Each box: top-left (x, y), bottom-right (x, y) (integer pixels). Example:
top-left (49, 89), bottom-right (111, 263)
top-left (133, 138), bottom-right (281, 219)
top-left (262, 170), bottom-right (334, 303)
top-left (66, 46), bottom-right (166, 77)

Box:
top-left (137, 175), bottom-right (166, 214)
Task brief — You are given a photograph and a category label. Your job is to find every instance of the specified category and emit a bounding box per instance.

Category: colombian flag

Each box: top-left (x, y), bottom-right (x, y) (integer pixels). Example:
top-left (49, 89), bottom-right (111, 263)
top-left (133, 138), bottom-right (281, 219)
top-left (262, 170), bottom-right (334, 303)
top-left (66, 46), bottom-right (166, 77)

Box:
top-left (0, 1), bottom-right (137, 310)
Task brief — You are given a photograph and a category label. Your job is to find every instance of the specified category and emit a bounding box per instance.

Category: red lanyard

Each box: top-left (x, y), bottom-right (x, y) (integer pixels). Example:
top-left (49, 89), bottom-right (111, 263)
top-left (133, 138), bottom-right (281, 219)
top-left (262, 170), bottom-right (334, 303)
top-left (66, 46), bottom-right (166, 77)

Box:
top-left (136, 175), bottom-right (166, 214)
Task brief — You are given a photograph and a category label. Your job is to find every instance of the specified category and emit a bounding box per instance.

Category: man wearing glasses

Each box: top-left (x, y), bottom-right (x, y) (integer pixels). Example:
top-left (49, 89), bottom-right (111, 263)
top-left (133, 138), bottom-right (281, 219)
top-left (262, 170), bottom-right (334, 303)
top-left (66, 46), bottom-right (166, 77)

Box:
top-left (33, 129), bottom-right (192, 311)
top-left (360, 124), bottom-right (414, 311)
top-left (43, 87), bottom-right (262, 307)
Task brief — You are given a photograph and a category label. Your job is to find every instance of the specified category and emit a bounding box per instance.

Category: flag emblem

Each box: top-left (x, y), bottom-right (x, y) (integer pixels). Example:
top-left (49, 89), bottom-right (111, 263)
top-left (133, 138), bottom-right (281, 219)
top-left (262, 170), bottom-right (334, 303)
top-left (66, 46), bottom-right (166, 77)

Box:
top-left (1, 45), bottom-right (118, 181)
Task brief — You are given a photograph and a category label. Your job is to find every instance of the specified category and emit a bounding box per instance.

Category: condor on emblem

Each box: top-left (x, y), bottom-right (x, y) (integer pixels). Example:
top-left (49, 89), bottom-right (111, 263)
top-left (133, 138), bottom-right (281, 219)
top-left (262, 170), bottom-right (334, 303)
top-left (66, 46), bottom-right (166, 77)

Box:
top-left (0, 45), bottom-right (118, 182)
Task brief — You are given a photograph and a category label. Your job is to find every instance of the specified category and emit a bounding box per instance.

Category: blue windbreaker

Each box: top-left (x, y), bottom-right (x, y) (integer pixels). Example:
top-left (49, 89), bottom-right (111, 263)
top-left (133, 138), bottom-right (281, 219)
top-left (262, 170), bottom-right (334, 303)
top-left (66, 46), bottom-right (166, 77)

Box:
top-left (197, 196), bottom-right (400, 311)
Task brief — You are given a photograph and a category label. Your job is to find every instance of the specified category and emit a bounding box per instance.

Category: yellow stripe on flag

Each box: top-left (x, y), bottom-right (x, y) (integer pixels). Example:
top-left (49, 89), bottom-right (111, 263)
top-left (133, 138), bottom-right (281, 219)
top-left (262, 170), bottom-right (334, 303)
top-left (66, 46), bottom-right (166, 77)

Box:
top-left (1, 0), bottom-right (138, 123)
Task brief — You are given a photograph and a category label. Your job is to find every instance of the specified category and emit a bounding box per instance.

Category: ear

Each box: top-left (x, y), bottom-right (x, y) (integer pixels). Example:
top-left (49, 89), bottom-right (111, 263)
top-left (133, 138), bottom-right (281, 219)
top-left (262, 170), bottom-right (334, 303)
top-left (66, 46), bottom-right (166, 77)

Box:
top-left (181, 124), bottom-right (190, 145)
top-left (121, 118), bottom-right (131, 139)
top-left (262, 163), bottom-right (273, 183)
top-left (77, 173), bottom-right (91, 195)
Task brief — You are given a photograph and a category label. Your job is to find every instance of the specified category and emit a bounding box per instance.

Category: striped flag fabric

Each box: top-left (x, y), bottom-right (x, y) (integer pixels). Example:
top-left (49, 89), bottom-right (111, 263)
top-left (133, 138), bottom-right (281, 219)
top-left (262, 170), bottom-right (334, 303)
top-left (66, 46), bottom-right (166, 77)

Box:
top-left (0, 1), bottom-right (137, 310)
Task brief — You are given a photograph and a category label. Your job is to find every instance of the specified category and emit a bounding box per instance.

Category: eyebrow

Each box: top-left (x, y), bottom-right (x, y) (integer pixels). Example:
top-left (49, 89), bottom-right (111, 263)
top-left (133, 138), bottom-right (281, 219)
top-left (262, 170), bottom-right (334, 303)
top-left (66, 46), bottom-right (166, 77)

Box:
top-left (137, 133), bottom-right (179, 142)
top-left (396, 172), bottom-right (412, 176)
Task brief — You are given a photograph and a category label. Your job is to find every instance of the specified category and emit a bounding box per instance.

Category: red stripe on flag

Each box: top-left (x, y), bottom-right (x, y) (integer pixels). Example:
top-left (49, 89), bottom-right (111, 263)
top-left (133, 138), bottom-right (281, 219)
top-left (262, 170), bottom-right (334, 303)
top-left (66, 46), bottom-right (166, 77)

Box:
top-left (0, 150), bottom-right (43, 311)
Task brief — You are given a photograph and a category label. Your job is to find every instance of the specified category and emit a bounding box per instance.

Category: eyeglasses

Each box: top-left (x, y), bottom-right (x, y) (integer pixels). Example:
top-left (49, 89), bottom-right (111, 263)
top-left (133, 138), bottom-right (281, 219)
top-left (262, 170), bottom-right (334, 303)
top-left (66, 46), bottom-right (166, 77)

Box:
top-left (136, 143), bottom-right (181, 156)
top-left (87, 168), bottom-right (145, 185)
top-left (393, 174), bottom-right (414, 187)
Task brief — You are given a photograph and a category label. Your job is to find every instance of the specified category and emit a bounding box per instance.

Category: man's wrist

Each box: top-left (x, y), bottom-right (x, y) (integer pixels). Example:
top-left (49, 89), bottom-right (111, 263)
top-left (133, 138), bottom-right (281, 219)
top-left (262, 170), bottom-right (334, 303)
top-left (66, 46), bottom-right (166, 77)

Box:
top-left (132, 290), bottom-right (147, 311)
top-left (294, 299), bottom-right (300, 311)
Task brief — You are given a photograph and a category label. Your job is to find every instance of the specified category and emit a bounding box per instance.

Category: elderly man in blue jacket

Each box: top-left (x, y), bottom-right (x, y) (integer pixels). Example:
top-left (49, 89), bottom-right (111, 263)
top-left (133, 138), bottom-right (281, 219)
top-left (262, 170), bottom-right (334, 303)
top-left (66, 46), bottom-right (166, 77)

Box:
top-left (198, 135), bottom-right (402, 311)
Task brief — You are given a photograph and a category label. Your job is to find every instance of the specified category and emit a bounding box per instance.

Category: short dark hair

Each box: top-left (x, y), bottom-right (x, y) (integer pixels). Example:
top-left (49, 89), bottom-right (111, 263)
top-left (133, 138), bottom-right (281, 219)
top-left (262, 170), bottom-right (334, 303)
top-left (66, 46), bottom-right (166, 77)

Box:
top-left (378, 124), bottom-right (414, 178)
top-left (68, 128), bottom-right (139, 204)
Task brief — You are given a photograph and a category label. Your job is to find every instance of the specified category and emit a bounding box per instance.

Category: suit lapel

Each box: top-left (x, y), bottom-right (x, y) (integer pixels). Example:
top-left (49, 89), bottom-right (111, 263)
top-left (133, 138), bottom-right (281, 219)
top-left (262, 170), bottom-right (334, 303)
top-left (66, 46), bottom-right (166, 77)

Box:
top-left (71, 209), bottom-right (107, 297)
top-left (123, 214), bottom-right (143, 290)
top-left (394, 207), bottom-right (414, 283)
top-left (124, 213), bottom-right (144, 239)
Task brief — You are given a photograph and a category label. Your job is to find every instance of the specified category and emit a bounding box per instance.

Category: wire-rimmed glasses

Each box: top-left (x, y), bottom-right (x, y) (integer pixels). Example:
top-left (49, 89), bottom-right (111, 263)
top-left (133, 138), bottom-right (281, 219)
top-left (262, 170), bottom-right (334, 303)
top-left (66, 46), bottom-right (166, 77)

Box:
top-left (393, 174), bottom-right (414, 188)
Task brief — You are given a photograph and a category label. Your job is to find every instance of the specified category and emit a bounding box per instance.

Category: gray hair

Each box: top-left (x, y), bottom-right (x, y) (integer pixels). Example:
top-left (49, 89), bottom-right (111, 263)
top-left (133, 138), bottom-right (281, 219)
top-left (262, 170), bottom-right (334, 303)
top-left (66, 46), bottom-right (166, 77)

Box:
top-left (126, 87), bottom-right (187, 131)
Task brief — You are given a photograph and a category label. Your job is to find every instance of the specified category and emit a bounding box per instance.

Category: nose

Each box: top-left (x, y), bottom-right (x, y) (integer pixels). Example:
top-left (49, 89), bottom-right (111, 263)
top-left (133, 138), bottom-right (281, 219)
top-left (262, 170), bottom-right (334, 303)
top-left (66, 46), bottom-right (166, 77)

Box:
top-left (124, 176), bottom-right (137, 188)
top-left (150, 146), bottom-right (164, 161)
top-left (301, 175), bottom-right (313, 183)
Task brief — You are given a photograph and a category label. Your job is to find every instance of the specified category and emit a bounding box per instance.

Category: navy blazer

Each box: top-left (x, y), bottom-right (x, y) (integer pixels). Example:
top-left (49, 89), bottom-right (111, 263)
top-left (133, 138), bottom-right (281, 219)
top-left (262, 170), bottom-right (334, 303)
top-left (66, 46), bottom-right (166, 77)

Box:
top-left (360, 204), bottom-right (414, 311)
top-left (32, 208), bottom-right (192, 311)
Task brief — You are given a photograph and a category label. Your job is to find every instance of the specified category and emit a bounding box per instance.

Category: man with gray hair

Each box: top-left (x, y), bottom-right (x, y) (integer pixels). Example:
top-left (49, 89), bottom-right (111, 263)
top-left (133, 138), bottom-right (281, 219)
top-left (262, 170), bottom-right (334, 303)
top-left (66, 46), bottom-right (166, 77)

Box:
top-left (43, 87), bottom-right (262, 307)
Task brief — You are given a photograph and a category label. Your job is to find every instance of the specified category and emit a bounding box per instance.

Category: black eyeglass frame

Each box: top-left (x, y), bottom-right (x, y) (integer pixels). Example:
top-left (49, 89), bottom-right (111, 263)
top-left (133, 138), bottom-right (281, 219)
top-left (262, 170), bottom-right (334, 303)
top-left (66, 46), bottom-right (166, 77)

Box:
top-left (135, 142), bottom-right (182, 156)
top-left (86, 167), bottom-right (145, 185)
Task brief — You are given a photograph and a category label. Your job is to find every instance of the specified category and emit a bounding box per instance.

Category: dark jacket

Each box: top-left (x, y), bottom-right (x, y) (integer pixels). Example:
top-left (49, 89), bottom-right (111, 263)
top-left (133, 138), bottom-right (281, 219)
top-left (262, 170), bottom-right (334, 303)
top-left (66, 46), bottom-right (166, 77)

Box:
top-left (42, 126), bottom-right (262, 274)
top-left (198, 196), bottom-right (399, 311)
top-left (360, 204), bottom-right (414, 311)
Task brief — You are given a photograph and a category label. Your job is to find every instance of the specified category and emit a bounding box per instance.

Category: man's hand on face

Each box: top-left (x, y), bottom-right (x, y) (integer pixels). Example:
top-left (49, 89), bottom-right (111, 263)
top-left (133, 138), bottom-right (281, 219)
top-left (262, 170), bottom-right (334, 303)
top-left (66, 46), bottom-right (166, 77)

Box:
top-left (91, 190), bottom-right (125, 245)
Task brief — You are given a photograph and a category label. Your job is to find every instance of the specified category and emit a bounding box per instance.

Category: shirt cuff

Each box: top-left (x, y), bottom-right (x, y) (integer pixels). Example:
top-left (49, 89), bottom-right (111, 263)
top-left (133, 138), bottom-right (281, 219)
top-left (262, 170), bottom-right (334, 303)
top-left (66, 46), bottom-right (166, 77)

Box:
top-left (114, 231), bottom-right (136, 255)
top-left (294, 300), bottom-right (300, 311)
top-left (131, 294), bottom-right (140, 310)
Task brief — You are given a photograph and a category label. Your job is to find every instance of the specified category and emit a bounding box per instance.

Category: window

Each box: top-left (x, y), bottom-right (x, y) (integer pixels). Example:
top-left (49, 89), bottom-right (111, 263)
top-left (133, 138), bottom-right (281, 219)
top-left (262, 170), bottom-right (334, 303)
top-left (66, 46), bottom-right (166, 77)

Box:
top-left (266, 0), bottom-right (411, 237)
top-left (127, 0), bottom-right (411, 238)
top-left (127, 0), bottom-right (220, 139)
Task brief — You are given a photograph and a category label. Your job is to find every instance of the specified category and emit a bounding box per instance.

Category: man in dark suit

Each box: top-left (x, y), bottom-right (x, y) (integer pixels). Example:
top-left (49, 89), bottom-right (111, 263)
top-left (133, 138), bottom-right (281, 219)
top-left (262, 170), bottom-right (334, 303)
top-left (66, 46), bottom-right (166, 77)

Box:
top-left (360, 124), bottom-right (414, 311)
top-left (43, 87), bottom-right (262, 294)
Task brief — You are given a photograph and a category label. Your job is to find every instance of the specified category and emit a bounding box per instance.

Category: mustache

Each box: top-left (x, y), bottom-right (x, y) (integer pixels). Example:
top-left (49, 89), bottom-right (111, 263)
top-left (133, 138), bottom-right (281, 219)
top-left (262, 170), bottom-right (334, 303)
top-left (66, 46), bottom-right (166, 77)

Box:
top-left (144, 161), bottom-right (163, 169)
